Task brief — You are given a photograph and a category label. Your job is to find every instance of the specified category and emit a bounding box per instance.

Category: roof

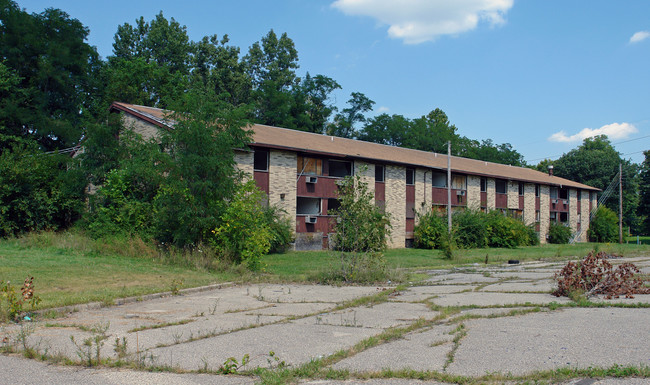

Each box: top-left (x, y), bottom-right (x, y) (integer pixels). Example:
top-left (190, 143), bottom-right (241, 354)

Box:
top-left (110, 102), bottom-right (599, 192)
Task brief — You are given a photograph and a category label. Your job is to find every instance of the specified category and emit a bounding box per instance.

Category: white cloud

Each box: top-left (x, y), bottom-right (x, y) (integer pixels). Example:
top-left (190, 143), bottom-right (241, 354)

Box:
top-left (548, 122), bottom-right (638, 143)
top-left (331, 0), bottom-right (514, 44)
top-left (376, 106), bottom-right (390, 113)
top-left (630, 31), bottom-right (650, 44)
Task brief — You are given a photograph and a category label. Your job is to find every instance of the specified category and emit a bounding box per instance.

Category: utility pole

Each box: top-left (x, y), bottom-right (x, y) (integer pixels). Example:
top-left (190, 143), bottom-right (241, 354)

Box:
top-left (447, 141), bottom-right (452, 233)
top-left (619, 163), bottom-right (623, 244)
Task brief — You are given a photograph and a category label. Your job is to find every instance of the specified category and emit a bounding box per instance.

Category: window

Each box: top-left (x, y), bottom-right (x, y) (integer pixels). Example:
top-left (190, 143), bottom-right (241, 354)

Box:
top-left (518, 182), bottom-right (524, 196)
top-left (558, 188), bottom-right (568, 200)
top-left (406, 168), bottom-right (415, 185)
top-left (550, 187), bottom-right (558, 199)
top-left (451, 175), bottom-right (466, 190)
top-left (253, 149), bottom-right (269, 171)
top-left (375, 164), bottom-right (385, 182)
top-left (535, 210), bottom-right (540, 222)
top-left (480, 178), bottom-right (487, 192)
top-left (577, 190), bottom-right (581, 201)
top-left (297, 197), bottom-right (320, 215)
top-left (550, 212), bottom-right (557, 222)
top-left (297, 156), bottom-right (322, 175)
top-left (432, 171), bottom-right (446, 187)
top-left (327, 198), bottom-right (341, 214)
top-left (328, 160), bottom-right (352, 177)
top-left (535, 184), bottom-right (540, 197)
top-left (495, 179), bottom-right (507, 194)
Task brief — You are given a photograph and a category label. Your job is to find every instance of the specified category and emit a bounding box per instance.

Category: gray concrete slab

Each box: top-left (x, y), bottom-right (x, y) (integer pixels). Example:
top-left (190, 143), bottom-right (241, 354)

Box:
top-left (479, 280), bottom-right (555, 293)
top-left (148, 322), bottom-right (380, 370)
top-left (425, 272), bottom-right (500, 284)
top-left (294, 302), bottom-right (436, 329)
top-left (447, 307), bottom-right (650, 376)
top-left (431, 292), bottom-right (571, 307)
top-left (333, 324), bottom-right (456, 372)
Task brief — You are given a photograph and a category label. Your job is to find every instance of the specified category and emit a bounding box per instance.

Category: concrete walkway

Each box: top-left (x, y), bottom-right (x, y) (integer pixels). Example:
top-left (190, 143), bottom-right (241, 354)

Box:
top-left (1, 256), bottom-right (649, 384)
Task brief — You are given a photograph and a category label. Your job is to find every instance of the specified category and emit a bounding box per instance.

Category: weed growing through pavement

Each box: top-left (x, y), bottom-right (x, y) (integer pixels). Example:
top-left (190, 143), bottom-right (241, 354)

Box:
top-left (70, 322), bottom-right (110, 367)
top-left (209, 298), bottom-right (220, 315)
top-left (170, 279), bottom-right (183, 296)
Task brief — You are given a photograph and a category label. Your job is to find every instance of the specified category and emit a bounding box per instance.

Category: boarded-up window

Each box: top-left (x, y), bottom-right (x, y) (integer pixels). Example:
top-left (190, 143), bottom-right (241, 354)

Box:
top-left (297, 156), bottom-right (322, 175)
top-left (451, 175), bottom-right (466, 190)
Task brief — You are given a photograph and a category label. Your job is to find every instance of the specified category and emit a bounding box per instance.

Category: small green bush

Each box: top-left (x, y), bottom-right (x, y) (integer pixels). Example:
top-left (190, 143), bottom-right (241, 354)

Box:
top-left (210, 181), bottom-right (273, 270)
top-left (588, 206), bottom-right (618, 243)
top-left (263, 206), bottom-right (294, 254)
top-left (548, 222), bottom-right (572, 244)
top-left (453, 209), bottom-right (488, 249)
top-left (414, 211), bottom-right (448, 249)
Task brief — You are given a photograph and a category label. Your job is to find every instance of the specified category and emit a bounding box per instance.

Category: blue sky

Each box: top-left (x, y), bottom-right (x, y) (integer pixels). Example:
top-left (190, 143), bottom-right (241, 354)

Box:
top-left (21, 0), bottom-right (649, 164)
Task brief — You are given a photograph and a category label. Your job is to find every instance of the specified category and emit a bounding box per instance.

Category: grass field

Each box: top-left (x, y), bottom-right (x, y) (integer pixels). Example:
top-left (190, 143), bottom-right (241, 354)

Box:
top-left (2, 231), bottom-right (649, 310)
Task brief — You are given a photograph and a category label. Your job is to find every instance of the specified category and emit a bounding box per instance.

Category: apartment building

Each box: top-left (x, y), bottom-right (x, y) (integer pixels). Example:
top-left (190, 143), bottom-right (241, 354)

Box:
top-left (110, 102), bottom-right (600, 249)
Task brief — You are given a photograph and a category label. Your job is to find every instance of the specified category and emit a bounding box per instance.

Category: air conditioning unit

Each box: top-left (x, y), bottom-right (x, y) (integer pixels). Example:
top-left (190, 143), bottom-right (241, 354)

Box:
top-left (553, 199), bottom-right (559, 204)
top-left (457, 190), bottom-right (466, 196)
top-left (306, 216), bottom-right (317, 224)
top-left (563, 200), bottom-right (568, 205)
top-left (306, 176), bottom-right (318, 184)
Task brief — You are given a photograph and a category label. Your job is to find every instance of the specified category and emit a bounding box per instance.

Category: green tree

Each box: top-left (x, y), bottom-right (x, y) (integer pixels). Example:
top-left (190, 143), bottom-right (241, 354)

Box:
top-left (292, 73), bottom-right (341, 133)
top-left (0, 0), bottom-right (100, 150)
top-left (330, 173), bottom-right (391, 253)
top-left (638, 150), bottom-right (650, 234)
top-left (0, 137), bottom-right (85, 236)
top-left (105, 12), bottom-right (192, 108)
top-left (244, 29), bottom-right (300, 128)
top-left (190, 34), bottom-right (251, 106)
top-left (358, 113), bottom-right (411, 146)
top-left (328, 92), bottom-right (375, 138)
top-left (553, 136), bottom-right (639, 228)
top-left (459, 139), bottom-right (526, 167)
top-left (588, 206), bottom-right (618, 242)
top-left (153, 88), bottom-right (251, 247)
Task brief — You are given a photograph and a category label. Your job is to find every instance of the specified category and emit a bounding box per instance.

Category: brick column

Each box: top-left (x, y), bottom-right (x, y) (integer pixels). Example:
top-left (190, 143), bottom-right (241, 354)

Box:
top-left (269, 150), bottom-right (297, 230)
top-left (507, 181), bottom-right (519, 209)
top-left (487, 178), bottom-right (496, 210)
top-left (385, 165), bottom-right (406, 248)
top-left (467, 175), bottom-right (481, 210)
top-left (539, 185), bottom-right (550, 243)
top-left (523, 183), bottom-right (535, 226)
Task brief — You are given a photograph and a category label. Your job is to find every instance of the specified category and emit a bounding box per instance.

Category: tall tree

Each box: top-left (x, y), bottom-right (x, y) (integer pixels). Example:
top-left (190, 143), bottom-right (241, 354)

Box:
top-left (292, 73), bottom-right (341, 133)
top-left (328, 92), bottom-right (375, 138)
top-left (190, 34), bottom-right (251, 107)
top-left (105, 12), bottom-right (192, 108)
top-left (0, 0), bottom-right (100, 150)
top-left (358, 113), bottom-right (410, 146)
top-left (638, 150), bottom-right (650, 234)
top-left (553, 135), bottom-right (639, 228)
top-left (243, 29), bottom-right (300, 127)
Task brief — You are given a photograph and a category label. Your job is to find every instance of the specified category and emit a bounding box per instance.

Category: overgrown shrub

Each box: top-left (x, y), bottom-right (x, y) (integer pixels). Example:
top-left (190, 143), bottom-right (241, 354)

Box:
top-left (452, 209), bottom-right (488, 249)
top-left (85, 169), bottom-right (154, 238)
top-left (414, 208), bottom-right (536, 251)
top-left (328, 173), bottom-right (392, 282)
top-left (553, 251), bottom-right (650, 299)
top-left (210, 181), bottom-right (273, 270)
top-left (330, 174), bottom-right (391, 253)
top-left (1, 277), bottom-right (41, 322)
top-left (548, 222), bottom-right (572, 244)
top-left (0, 137), bottom-right (84, 237)
top-left (414, 211), bottom-right (448, 249)
top-left (263, 206), bottom-right (294, 254)
top-left (588, 206), bottom-right (618, 243)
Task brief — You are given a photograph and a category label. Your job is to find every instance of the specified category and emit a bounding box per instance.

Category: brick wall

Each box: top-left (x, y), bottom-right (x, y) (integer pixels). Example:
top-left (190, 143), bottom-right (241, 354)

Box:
top-left (579, 192), bottom-right (590, 242)
top-left (414, 168), bottom-right (431, 218)
top-left (269, 150), bottom-right (297, 230)
top-left (234, 150), bottom-right (254, 180)
top-left (122, 114), bottom-right (161, 141)
top-left (385, 165), bottom-right (406, 248)
top-left (354, 160), bottom-right (375, 204)
top-left (569, 189), bottom-right (578, 237)
top-left (539, 185), bottom-right (550, 243)
top-left (523, 183), bottom-right (535, 226)
top-left (467, 175), bottom-right (481, 210)
top-left (486, 178), bottom-right (496, 210)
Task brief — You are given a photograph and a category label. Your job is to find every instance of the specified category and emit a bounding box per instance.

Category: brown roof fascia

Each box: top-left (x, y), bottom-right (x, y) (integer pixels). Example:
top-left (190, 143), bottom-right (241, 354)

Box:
top-left (109, 102), bottom-right (173, 131)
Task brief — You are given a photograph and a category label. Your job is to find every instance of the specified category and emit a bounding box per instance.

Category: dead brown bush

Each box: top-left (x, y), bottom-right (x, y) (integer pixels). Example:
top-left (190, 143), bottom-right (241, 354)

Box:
top-left (553, 251), bottom-right (650, 299)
